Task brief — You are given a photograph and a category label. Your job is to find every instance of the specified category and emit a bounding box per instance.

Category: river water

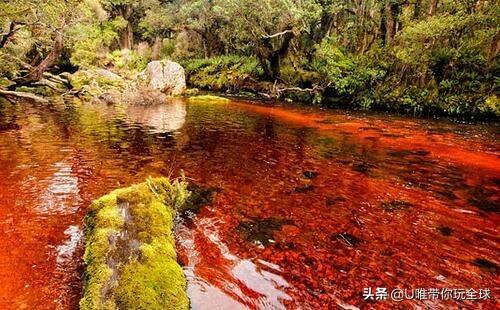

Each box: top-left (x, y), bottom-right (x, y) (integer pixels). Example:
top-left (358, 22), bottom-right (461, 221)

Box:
top-left (0, 97), bottom-right (498, 309)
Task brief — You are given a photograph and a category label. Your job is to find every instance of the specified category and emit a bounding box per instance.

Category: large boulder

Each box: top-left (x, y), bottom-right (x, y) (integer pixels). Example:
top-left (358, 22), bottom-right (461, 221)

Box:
top-left (139, 60), bottom-right (186, 96)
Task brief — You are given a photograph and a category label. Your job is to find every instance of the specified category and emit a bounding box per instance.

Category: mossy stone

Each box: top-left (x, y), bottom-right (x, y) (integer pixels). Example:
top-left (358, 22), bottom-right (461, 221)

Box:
top-left (80, 177), bottom-right (190, 310)
top-left (186, 95), bottom-right (229, 102)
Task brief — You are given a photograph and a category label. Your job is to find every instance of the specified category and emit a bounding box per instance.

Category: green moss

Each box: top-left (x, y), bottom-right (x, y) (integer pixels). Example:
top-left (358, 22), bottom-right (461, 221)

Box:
top-left (114, 240), bottom-right (186, 309)
top-left (0, 78), bottom-right (15, 88)
top-left (184, 88), bottom-right (200, 96)
top-left (479, 95), bottom-right (500, 116)
top-left (187, 95), bottom-right (229, 103)
top-left (81, 192), bottom-right (122, 310)
top-left (70, 69), bottom-right (124, 96)
top-left (80, 177), bottom-right (190, 310)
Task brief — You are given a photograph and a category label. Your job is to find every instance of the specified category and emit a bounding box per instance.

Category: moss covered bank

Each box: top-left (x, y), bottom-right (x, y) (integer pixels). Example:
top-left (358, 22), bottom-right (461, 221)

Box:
top-left (80, 177), bottom-right (190, 310)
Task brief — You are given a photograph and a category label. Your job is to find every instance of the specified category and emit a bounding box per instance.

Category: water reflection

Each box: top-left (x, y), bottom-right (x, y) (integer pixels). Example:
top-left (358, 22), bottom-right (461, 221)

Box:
top-left (177, 216), bottom-right (291, 310)
top-left (36, 162), bottom-right (81, 215)
top-left (0, 98), bottom-right (498, 309)
top-left (56, 225), bottom-right (83, 266)
top-left (124, 99), bottom-right (187, 134)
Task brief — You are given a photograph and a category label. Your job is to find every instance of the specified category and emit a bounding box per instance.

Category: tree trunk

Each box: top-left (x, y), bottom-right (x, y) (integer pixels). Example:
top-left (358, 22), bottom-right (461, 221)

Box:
top-left (314, 11), bottom-right (334, 44)
top-left (29, 53), bottom-right (42, 67)
top-left (384, 1), bottom-right (395, 46)
top-left (0, 22), bottom-right (19, 48)
top-left (380, 4), bottom-right (387, 46)
top-left (152, 36), bottom-right (162, 60)
top-left (257, 53), bottom-right (272, 79)
top-left (119, 21), bottom-right (133, 49)
top-left (486, 31), bottom-right (500, 69)
top-left (117, 5), bottom-right (134, 49)
top-left (14, 30), bottom-right (64, 85)
top-left (418, 65), bottom-right (426, 87)
top-left (269, 54), bottom-right (281, 80)
top-left (258, 30), bottom-right (294, 80)
top-left (428, 0), bottom-right (438, 16)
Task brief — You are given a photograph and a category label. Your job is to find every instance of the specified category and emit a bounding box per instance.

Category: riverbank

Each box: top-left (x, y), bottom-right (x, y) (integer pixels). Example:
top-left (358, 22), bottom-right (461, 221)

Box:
top-left (0, 46), bottom-right (498, 122)
top-left (0, 51), bottom-right (498, 123)
top-left (180, 55), bottom-right (500, 121)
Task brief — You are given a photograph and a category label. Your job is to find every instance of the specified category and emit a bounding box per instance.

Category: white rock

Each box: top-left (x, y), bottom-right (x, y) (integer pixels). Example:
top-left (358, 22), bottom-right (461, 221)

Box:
top-left (140, 60), bottom-right (186, 96)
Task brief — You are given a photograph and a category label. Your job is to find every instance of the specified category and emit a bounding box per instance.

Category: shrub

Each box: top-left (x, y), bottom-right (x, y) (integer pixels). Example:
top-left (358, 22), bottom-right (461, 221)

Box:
top-left (312, 38), bottom-right (388, 109)
top-left (107, 49), bottom-right (149, 73)
top-left (181, 55), bottom-right (261, 90)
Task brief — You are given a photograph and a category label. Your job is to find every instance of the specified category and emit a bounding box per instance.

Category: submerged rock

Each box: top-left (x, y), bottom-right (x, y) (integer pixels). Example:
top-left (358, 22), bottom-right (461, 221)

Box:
top-left (381, 200), bottom-right (413, 211)
top-left (302, 171), bottom-right (318, 179)
top-left (472, 258), bottom-right (498, 273)
top-left (326, 196), bottom-right (346, 207)
top-left (333, 232), bottom-right (361, 247)
top-left (467, 185), bottom-right (499, 213)
top-left (236, 217), bottom-right (293, 246)
top-left (388, 149), bottom-right (430, 158)
top-left (437, 226), bottom-right (453, 236)
top-left (80, 177), bottom-right (190, 310)
top-left (181, 184), bottom-right (219, 214)
top-left (294, 184), bottom-right (315, 193)
top-left (353, 161), bottom-right (372, 174)
top-left (139, 60), bottom-right (186, 96)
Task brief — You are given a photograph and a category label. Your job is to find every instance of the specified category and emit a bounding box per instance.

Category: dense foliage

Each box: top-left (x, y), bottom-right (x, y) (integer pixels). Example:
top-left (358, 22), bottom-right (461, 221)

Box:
top-left (1, 0), bottom-right (499, 117)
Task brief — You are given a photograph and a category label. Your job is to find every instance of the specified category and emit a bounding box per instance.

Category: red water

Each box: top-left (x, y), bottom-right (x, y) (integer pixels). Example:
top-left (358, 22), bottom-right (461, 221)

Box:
top-left (0, 98), bottom-right (498, 309)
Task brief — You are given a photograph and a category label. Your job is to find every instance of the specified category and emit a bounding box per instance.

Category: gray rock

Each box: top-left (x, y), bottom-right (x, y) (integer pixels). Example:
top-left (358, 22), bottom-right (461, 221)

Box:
top-left (94, 69), bottom-right (123, 82)
top-left (70, 69), bottom-right (124, 93)
top-left (139, 60), bottom-right (186, 96)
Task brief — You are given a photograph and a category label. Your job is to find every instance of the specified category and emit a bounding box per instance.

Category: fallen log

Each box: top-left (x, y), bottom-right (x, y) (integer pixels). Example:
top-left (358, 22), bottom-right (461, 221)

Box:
top-left (0, 89), bottom-right (49, 103)
top-left (31, 78), bottom-right (67, 93)
top-left (43, 71), bottom-right (70, 87)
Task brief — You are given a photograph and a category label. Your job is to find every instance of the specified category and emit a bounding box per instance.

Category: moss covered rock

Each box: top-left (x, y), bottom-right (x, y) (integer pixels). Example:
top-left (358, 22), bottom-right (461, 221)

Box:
top-left (80, 177), bottom-right (190, 310)
top-left (70, 69), bottom-right (125, 97)
top-left (186, 95), bottom-right (229, 103)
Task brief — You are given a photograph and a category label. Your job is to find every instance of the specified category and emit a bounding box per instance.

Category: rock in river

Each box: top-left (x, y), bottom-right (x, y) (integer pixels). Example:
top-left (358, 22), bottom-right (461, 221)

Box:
top-left (139, 60), bottom-right (186, 96)
top-left (80, 177), bottom-right (190, 310)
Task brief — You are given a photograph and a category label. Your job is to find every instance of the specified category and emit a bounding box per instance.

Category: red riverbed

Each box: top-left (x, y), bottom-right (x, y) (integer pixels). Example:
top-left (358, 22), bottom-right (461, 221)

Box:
top-left (0, 98), bottom-right (498, 309)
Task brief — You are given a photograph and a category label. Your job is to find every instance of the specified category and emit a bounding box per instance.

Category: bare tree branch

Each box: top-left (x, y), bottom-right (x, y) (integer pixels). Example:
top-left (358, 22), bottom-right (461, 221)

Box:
top-left (262, 29), bottom-right (294, 39)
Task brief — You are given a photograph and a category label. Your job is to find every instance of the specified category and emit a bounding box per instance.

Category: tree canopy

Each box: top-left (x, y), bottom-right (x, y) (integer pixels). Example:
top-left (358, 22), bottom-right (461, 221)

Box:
top-left (0, 0), bottom-right (498, 116)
